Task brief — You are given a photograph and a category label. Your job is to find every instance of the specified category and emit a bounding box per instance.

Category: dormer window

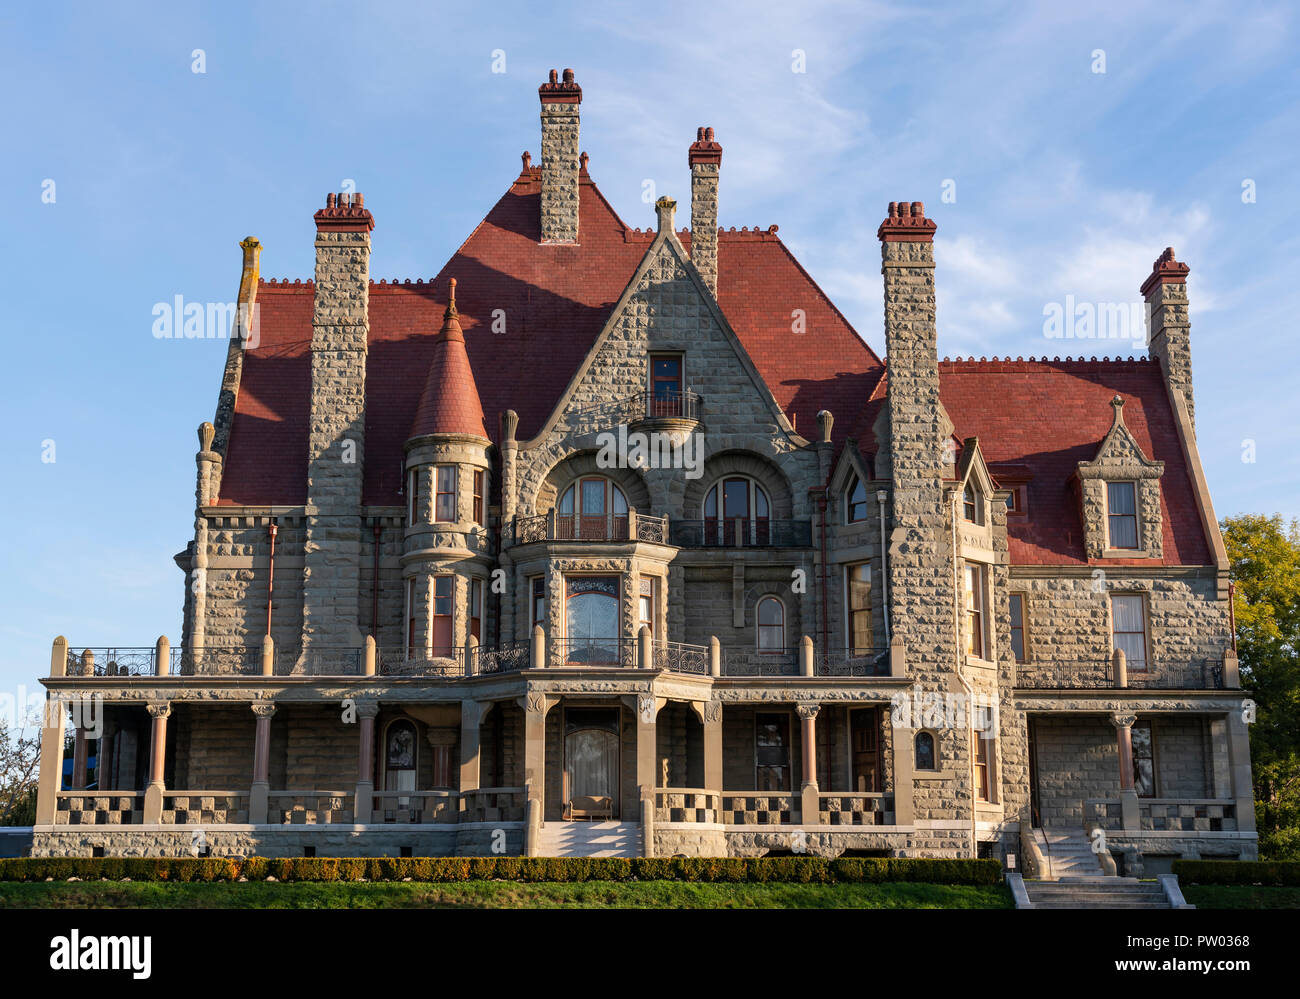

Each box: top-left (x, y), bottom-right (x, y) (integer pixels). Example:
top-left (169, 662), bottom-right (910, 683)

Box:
top-left (846, 475), bottom-right (869, 523)
top-left (1106, 482), bottom-right (1139, 549)
top-left (962, 483), bottom-right (983, 524)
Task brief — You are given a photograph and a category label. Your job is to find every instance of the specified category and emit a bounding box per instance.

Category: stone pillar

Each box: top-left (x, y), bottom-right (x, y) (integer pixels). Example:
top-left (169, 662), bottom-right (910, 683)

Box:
top-left (798, 703), bottom-right (820, 823)
top-left (1111, 712), bottom-right (1139, 831)
top-left (301, 192), bottom-right (374, 654)
top-left (638, 625), bottom-right (653, 670)
top-left (889, 634), bottom-right (906, 677)
top-left (261, 634), bottom-right (275, 677)
top-left (1113, 647), bottom-right (1128, 689)
top-left (155, 635), bottom-right (169, 677)
top-left (634, 693), bottom-right (660, 797)
top-left (688, 126), bottom-right (721, 296)
top-left (460, 701), bottom-right (488, 793)
top-left (49, 636), bottom-right (68, 677)
top-left (500, 410), bottom-right (519, 526)
top-left (890, 705), bottom-right (915, 826)
top-left (1226, 708), bottom-right (1256, 833)
top-left (538, 69), bottom-right (582, 244)
top-left (800, 635), bottom-right (814, 677)
top-left (701, 701), bottom-right (723, 792)
top-left (1141, 247), bottom-right (1194, 430)
top-left (363, 634), bottom-right (376, 676)
top-left (531, 624), bottom-right (546, 670)
top-left (354, 701), bottom-right (379, 824)
top-left (71, 723), bottom-right (88, 791)
top-left (522, 692), bottom-right (549, 814)
top-left (142, 702), bottom-right (171, 824)
top-left (249, 703), bottom-right (276, 823)
top-left (709, 636), bottom-right (721, 677)
top-left (34, 695), bottom-right (67, 824)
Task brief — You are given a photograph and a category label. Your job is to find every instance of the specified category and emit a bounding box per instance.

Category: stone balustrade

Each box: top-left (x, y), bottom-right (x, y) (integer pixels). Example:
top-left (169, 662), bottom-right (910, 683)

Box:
top-left (370, 791), bottom-right (458, 825)
top-left (269, 791), bottom-right (354, 825)
top-left (162, 792), bottom-right (250, 825)
top-left (816, 792), bottom-right (894, 826)
top-left (54, 791), bottom-right (143, 825)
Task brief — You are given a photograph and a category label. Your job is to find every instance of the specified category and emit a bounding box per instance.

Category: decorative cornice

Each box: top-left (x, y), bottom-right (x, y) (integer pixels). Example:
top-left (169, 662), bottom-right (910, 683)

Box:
top-left (877, 200), bottom-right (936, 242)
top-left (1140, 246), bottom-right (1189, 297)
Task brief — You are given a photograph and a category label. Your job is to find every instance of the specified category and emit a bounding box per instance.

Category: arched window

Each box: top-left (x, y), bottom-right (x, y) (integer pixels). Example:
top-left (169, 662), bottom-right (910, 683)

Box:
top-left (558, 478), bottom-right (628, 541)
top-left (756, 596), bottom-right (785, 652)
top-left (704, 476), bottom-right (770, 545)
top-left (383, 719), bottom-right (418, 795)
top-left (914, 731), bottom-right (937, 771)
top-left (962, 482), bottom-right (983, 525)
top-left (564, 576), bottom-right (621, 664)
top-left (846, 475), bottom-right (869, 523)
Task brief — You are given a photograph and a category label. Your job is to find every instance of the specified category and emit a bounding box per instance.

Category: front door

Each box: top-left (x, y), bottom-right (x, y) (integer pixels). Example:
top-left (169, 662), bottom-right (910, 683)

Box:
top-left (563, 708), bottom-right (620, 817)
top-left (850, 707), bottom-right (881, 792)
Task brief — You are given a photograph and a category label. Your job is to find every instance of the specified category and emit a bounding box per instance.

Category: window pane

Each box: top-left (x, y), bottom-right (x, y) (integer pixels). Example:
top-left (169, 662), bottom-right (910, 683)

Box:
top-left (755, 487), bottom-right (769, 518)
top-left (915, 732), bottom-right (935, 770)
top-left (1108, 482), bottom-right (1136, 515)
top-left (612, 485), bottom-right (627, 515)
top-left (758, 598), bottom-right (783, 627)
top-left (581, 479), bottom-right (606, 515)
top-left (723, 479), bottom-right (749, 519)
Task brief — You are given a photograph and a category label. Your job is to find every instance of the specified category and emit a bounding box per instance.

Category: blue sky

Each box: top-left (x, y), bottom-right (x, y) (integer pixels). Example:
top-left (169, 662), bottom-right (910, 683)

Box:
top-left (1, 0), bottom-right (1297, 702)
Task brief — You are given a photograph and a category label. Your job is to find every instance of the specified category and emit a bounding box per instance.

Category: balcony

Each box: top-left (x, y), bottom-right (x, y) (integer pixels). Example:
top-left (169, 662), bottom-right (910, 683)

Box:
top-left (513, 510), bottom-right (669, 545)
top-left (670, 518), bottom-right (812, 548)
top-left (1013, 657), bottom-right (1226, 691)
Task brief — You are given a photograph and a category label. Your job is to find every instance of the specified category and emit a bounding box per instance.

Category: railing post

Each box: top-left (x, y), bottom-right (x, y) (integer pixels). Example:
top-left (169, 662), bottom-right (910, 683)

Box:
top-left (546, 506), bottom-right (556, 540)
top-left (800, 635), bottom-right (814, 677)
top-left (80, 649), bottom-right (95, 677)
top-left (49, 636), bottom-right (67, 677)
top-left (627, 508), bottom-right (637, 541)
top-left (466, 634), bottom-right (479, 676)
top-left (524, 791), bottom-right (541, 857)
top-left (641, 791), bottom-right (655, 858)
top-left (638, 625), bottom-right (653, 670)
top-left (261, 634), bottom-right (275, 676)
top-left (889, 634), bottom-right (906, 677)
top-left (1113, 647), bottom-right (1127, 689)
top-left (709, 636), bottom-right (721, 677)
top-left (363, 635), bottom-right (377, 676)
top-left (1222, 649), bottom-right (1240, 689)
top-left (531, 624), bottom-right (546, 670)
top-left (154, 635), bottom-right (169, 677)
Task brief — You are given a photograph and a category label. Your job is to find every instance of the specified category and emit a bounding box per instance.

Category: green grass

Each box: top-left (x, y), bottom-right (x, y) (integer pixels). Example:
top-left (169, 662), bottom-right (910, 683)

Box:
top-left (1181, 885), bottom-right (1300, 909)
top-left (0, 879), bottom-right (1013, 909)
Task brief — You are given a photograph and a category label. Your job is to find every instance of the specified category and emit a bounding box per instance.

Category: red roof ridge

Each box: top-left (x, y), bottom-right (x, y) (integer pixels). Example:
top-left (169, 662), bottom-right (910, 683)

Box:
top-left (407, 277), bottom-right (489, 442)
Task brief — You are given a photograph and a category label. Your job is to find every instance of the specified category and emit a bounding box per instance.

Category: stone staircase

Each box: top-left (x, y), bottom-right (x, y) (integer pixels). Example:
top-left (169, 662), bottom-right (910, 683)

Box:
top-left (534, 820), bottom-right (643, 858)
top-left (1038, 828), bottom-right (1107, 878)
top-left (1022, 877), bottom-right (1173, 909)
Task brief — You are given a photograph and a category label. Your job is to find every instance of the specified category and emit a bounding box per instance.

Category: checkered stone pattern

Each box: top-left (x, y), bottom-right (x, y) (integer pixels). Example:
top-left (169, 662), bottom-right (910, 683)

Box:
top-left (1141, 801), bottom-right (1236, 832)
top-left (372, 794), bottom-right (458, 825)
top-left (655, 791), bottom-right (720, 824)
top-left (459, 789), bottom-right (526, 823)
top-left (272, 794), bottom-right (353, 825)
top-left (1085, 799), bottom-right (1123, 831)
top-left (56, 795), bottom-right (142, 826)
top-left (818, 795), bottom-right (893, 826)
top-left (161, 794), bottom-right (250, 825)
top-left (722, 794), bottom-right (797, 825)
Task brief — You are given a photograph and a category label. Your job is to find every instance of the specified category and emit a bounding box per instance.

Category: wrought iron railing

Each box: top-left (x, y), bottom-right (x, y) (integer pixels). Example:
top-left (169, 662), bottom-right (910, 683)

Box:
top-left (554, 637), bottom-right (634, 667)
top-left (555, 512), bottom-right (630, 542)
top-left (642, 388), bottom-right (700, 421)
top-left (722, 648), bottom-right (799, 677)
top-left (170, 646), bottom-right (263, 676)
top-left (65, 648), bottom-right (158, 677)
top-left (669, 518), bottom-right (812, 548)
top-left (379, 647), bottom-right (468, 677)
top-left (1014, 657), bottom-right (1225, 690)
top-left (293, 647), bottom-right (364, 676)
top-left (474, 641), bottom-right (531, 675)
top-left (816, 648), bottom-right (890, 677)
top-left (650, 640), bottom-right (711, 674)
top-left (516, 512), bottom-right (667, 544)
top-left (634, 514), bottom-right (669, 544)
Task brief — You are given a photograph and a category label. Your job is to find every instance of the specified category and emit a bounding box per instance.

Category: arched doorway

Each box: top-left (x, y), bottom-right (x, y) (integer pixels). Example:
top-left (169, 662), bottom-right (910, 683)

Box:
top-left (563, 707), bottom-right (620, 819)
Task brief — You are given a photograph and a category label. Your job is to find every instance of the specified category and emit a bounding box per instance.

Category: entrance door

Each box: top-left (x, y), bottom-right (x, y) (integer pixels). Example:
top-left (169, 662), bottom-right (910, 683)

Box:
top-left (1027, 718), bottom-right (1041, 827)
top-left (850, 707), bottom-right (881, 792)
top-left (563, 708), bottom-right (620, 817)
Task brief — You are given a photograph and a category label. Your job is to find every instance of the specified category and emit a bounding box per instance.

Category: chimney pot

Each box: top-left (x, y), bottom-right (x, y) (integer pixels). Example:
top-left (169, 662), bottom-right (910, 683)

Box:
top-left (549, 69), bottom-right (558, 83)
top-left (327, 193), bottom-right (336, 208)
top-left (562, 68), bottom-right (574, 83)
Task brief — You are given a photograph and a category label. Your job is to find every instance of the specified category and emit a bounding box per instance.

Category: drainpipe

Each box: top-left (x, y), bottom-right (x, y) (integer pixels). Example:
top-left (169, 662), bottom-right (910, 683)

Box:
top-left (817, 489), bottom-right (830, 656)
top-left (371, 520), bottom-right (382, 637)
top-left (265, 520), bottom-right (278, 637)
top-left (1228, 580), bottom-right (1237, 654)
top-left (876, 490), bottom-right (890, 645)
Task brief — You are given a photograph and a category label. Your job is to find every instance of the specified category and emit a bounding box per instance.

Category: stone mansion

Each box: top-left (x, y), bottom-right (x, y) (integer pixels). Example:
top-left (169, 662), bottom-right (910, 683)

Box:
top-left (34, 69), bottom-right (1255, 868)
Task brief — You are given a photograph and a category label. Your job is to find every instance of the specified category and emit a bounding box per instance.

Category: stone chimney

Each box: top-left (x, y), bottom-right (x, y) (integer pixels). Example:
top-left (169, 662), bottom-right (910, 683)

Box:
top-left (302, 191), bottom-right (374, 652)
top-left (688, 126), bottom-right (722, 296)
top-left (1141, 247), bottom-right (1194, 431)
top-left (877, 201), bottom-right (957, 732)
top-left (538, 68), bottom-right (582, 243)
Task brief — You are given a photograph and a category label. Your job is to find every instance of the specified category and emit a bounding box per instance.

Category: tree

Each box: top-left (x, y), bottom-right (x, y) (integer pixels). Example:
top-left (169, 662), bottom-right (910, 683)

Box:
top-left (0, 715), bottom-right (41, 826)
top-left (1222, 514), bottom-right (1300, 858)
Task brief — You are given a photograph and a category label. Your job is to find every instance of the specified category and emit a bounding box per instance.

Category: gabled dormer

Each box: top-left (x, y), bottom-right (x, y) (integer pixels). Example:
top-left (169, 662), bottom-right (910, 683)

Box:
top-left (1075, 395), bottom-right (1164, 559)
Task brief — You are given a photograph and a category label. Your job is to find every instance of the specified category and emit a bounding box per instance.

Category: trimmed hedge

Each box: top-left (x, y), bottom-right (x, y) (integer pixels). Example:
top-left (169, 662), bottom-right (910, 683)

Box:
top-left (1172, 860), bottom-right (1300, 887)
top-left (0, 855), bottom-right (1002, 886)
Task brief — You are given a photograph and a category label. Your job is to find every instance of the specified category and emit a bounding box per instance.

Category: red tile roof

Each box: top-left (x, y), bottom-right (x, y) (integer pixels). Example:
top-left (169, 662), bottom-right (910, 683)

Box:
top-left (215, 170), bottom-right (1213, 568)
top-left (408, 279), bottom-right (489, 442)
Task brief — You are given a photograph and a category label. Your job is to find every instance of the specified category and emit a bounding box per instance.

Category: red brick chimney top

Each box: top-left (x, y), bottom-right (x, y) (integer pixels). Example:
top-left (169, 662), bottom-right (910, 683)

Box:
top-left (688, 126), bottom-right (722, 166)
top-left (539, 67), bottom-right (582, 104)
top-left (1140, 246), bottom-right (1190, 296)
top-left (314, 192), bottom-right (374, 232)
top-left (877, 200), bottom-right (935, 242)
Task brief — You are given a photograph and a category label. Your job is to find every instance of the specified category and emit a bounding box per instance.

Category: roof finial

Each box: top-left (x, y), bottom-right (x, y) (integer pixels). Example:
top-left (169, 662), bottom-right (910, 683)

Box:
top-left (446, 277), bottom-right (458, 319)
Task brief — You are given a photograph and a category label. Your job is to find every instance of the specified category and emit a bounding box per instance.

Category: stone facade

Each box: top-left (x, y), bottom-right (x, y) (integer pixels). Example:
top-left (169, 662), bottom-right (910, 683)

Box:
top-left (34, 73), bottom-right (1253, 866)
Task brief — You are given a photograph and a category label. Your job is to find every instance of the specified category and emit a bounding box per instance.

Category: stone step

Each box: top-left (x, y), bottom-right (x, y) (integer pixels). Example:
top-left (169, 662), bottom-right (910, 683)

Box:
top-left (535, 821), bottom-right (644, 858)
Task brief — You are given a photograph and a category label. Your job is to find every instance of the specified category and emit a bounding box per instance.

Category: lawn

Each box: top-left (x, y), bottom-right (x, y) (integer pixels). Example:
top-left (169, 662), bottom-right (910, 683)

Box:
top-left (0, 879), bottom-right (1013, 909)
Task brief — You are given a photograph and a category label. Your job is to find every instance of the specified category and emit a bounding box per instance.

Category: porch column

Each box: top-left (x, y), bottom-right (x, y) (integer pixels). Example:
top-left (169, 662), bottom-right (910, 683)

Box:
top-left (71, 722), bottom-right (89, 790)
top-left (889, 704), bottom-right (914, 826)
top-left (98, 717), bottom-right (117, 791)
top-left (354, 701), bottom-right (379, 823)
top-left (460, 700), bottom-right (488, 793)
top-left (1111, 712), bottom-right (1139, 831)
top-left (798, 702), bottom-right (820, 823)
top-left (249, 703), bottom-right (276, 823)
top-left (1226, 708), bottom-right (1257, 833)
top-left (634, 693), bottom-right (661, 795)
top-left (701, 701), bottom-right (723, 791)
top-left (521, 692), bottom-right (550, 820)
top-left (34, 695), bottom-right (67, 824)
top-left (142, 702), bottom-right (172, 824)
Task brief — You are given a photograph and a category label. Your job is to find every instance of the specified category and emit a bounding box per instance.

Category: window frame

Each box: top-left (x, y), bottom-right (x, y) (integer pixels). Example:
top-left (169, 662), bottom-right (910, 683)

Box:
top-left (1109, 592), bottom-right (1149, 673)
top-left (914, 731), bottom-right (938, 772)
top-left (703, 475), bottom-right (772, 546)
top-left (529, 576), bottom-right (547, 634)
top-left (434, 465), bottom-right (458, 524)
top-left (1009, 592), bottom-right (1028, 664)
top-left (845, 563), bottom-right (873, 653)
top-left (407, 467), bottom-right (422, 526)
top-left (648, 352), bottom-right (685, 417)
top-left (472, 469), bottom-right (485, 526)
top-left (638, 576), bottom-right (656, 638)
top-left (756, 595), bottom-right (786, 653)
top-left (963, 562), bottom-right (987, 660)
top-left (754, 711), bottom-right (793, 792)
top-left (1106, 480), bottom-right (1140, 550)
top-left (962, 482), bottom-right (983, 525)
top-left (846, 475), bottom-right (869, 523)
top-left (431, 575), bottom-right (454, 657)
top-left (470, 577), bottom-right (483, 643)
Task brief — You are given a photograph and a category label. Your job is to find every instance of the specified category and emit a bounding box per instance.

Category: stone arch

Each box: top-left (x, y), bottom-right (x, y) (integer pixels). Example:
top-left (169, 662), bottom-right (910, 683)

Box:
top-left (533, 451), bottom-right (652, 516)
top-left (683, 450), bottom-right (795, 519)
